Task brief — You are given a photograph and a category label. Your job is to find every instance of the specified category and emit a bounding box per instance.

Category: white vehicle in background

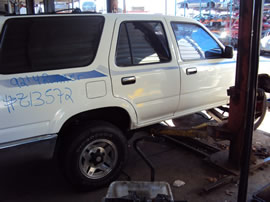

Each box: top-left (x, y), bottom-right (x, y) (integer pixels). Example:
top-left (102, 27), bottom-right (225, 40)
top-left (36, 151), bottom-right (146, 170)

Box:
top-left (261, 29), bottom-right (270, 55)
top-left (0, 13), bottom-right (235, 190)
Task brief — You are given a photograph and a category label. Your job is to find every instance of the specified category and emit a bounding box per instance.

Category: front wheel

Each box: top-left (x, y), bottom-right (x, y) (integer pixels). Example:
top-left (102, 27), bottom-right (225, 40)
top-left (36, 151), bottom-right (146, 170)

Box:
top-left (60, 121), bottom-right (128, 190)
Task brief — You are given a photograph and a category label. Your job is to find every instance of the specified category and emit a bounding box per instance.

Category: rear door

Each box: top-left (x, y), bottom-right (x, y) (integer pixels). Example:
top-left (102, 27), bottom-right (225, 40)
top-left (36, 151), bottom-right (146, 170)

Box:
top-left (109, 16), bottom-right (180, 126)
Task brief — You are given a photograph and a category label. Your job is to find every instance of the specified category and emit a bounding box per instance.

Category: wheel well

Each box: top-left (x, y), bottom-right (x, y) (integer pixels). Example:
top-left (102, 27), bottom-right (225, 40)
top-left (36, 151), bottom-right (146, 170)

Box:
top-left (58, 107), bottom-right (131, 137)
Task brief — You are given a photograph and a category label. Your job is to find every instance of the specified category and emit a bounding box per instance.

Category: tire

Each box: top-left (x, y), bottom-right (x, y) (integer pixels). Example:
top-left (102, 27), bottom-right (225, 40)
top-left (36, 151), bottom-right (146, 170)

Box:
top-left (60, 121), bottom-right (128, 190)
top-left (254, 91), bottom-right (267, 130)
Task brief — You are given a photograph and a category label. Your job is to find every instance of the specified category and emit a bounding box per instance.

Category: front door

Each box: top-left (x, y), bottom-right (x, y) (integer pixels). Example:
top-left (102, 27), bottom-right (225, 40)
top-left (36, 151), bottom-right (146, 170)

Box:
top-left (169, 21), bottom-right (236, 115)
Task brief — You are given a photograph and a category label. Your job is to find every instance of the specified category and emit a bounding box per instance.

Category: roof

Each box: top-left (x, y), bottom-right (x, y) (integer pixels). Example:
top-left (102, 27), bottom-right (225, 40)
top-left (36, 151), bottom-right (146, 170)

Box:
top-left (0, 13), bottom-right (202, 38)
top-left (0, 13), bottom-right (199, 24)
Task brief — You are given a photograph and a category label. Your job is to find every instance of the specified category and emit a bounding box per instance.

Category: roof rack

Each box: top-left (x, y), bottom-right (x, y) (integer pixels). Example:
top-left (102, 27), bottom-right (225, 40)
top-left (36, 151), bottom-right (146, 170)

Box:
top-left (1, 8), bottom-right (100, 16)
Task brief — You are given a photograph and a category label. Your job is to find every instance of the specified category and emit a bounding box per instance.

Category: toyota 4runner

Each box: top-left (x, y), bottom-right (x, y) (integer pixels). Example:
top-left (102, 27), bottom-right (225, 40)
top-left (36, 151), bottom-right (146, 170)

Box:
top-left (0, 13), bottom-right (235, 190)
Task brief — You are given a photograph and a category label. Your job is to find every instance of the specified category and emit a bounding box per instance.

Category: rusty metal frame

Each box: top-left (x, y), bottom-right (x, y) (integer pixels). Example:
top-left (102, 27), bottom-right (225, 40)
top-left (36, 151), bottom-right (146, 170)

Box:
top-left (236, 0), bottom-right (264, 200)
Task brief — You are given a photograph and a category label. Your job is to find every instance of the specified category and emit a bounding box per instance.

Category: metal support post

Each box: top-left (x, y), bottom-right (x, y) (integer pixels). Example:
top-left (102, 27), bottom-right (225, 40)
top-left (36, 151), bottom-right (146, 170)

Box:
top-left (26, 0), bottom-right (34, 14)
top-left (106, 0), bottom-right (111, 13)
top-left (107, 0), bottom-right (118, 13)
top-left (44, 0), bottom-right (55, 13)
top-left (165, 0), bottom-right (167, 15)
top-left (123, 0), bottom-right (126, 13)
top-left (227, 0), bottom-right (254, 168)
top-left (237, 0), bottom-right (263, 201)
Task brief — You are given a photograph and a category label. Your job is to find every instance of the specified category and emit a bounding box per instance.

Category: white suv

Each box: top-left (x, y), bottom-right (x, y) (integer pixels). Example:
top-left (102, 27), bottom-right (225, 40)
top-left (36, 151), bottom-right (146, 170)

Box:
top-left (0, 13), bottom-right (235, 190)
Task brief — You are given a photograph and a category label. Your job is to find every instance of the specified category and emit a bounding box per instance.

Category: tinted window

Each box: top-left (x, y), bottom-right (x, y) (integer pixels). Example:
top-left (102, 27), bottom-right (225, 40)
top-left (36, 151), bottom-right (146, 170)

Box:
top-left (171, 23), bottom-right (222, 61)
top-left (0, 16), bottom-right (104, 74)
top-left (115, 24), bottom-right (132, 66)
top-left (116, 21), bottom-right (171, 67)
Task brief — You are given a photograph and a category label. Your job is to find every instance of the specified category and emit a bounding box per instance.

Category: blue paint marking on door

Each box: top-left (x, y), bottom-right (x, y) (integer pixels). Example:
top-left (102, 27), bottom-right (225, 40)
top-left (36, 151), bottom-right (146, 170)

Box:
top-left (0, 70), bottom-right (107, 88)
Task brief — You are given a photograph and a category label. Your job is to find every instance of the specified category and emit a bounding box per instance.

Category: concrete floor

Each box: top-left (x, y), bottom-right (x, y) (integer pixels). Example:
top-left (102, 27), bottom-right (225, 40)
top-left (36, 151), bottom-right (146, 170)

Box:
top-left (1, 55), bottom-right (270, 202)
top-left (1, 111), bottom-right (270, 202)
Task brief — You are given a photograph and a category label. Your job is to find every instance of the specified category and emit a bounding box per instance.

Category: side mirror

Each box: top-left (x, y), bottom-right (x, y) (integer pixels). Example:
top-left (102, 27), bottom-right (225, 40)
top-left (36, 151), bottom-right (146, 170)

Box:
top-left (224, 46), bottom-right (234, 58)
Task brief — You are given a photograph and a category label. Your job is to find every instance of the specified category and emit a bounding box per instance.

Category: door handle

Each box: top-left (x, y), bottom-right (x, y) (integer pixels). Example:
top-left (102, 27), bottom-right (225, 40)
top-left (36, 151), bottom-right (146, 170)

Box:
top-left (121, 76), bottom-right (136, 85)
top-left (186, 67), bottom-right (197, 75)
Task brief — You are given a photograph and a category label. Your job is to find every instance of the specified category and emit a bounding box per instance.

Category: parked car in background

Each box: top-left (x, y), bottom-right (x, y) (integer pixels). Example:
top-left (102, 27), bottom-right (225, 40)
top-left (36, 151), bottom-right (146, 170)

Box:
top-left (194, 14), bottom-right (227, 28)
top-left (193, 13), bottom-right (214, 22)
top-left (178, 0), bottom-right (230, 9)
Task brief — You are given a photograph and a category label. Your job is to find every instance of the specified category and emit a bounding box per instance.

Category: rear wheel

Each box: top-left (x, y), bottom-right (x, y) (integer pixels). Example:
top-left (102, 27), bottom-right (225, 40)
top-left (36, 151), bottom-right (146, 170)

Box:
top-left (60, 121), bottom-right (128, 190)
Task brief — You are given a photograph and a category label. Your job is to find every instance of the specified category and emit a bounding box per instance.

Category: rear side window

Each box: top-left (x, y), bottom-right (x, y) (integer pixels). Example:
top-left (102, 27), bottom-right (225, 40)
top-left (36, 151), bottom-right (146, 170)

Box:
top-left (0, 16), bottom-right (104, 74)
top-left (116, 21), bottom-right (171, 67)
top-left (171, 22), bottom-right (222, 61)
